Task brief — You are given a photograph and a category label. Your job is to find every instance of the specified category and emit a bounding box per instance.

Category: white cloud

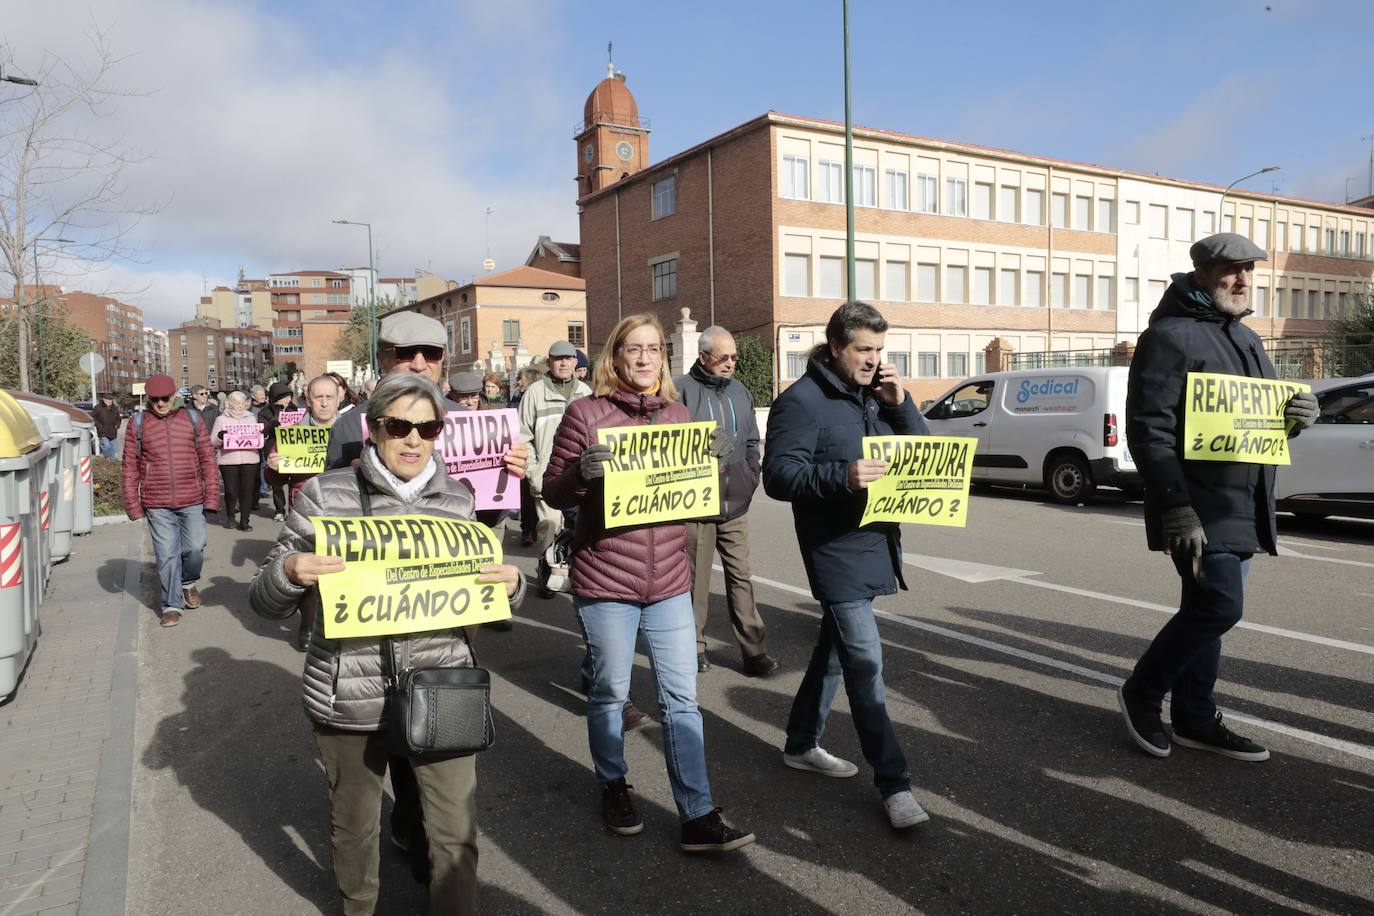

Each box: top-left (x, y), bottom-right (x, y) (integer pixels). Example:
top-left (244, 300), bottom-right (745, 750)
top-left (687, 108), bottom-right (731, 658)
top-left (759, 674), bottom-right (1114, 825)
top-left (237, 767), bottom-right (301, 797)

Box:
top-left (4, 0), bottom-right (579, 330)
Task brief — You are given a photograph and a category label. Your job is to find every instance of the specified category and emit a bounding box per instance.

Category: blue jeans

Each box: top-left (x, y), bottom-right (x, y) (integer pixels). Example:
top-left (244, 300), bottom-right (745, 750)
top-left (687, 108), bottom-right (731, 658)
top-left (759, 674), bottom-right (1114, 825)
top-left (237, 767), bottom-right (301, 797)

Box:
top-left (99, 436), bottom-right (117, 459)
top-left (146, 506), bottom-right (206, 611)
top-left (1126, 552), bottom-right (1252, 730)
top-left (576, 592), bottom-right (714, 822)
top-left (785, 598), bottom-right (910, 797)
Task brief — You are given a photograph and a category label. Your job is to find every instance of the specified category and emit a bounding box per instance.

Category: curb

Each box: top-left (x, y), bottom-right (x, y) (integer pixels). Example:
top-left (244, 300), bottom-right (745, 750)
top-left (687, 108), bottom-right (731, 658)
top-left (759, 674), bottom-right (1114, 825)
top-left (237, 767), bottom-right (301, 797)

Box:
top-left (92, 514), bottom-right (135, 527)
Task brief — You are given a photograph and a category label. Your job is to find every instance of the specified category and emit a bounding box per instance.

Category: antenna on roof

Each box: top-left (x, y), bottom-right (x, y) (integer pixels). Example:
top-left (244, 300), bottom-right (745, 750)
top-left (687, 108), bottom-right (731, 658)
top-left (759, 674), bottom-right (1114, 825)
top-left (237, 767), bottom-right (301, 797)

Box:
top-left (607, 41), bottom-right (614, 78)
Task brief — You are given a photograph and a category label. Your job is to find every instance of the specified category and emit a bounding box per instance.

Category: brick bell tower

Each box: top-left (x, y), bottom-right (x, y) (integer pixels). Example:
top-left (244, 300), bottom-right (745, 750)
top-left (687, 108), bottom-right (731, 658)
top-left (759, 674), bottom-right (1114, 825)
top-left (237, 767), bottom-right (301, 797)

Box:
top-left (575, 45), bottom-right (650, 197)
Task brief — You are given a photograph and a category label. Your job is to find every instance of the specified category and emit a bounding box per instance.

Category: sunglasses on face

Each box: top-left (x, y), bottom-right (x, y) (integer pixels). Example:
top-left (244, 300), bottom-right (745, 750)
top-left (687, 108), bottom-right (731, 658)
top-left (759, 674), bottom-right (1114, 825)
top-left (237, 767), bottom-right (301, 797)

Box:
top-left (391, 345), bottom-right (444, 364)
top-left (377, 416), bottom-right (445, 440)
top-left (149, 395), bottom-right (172, 403)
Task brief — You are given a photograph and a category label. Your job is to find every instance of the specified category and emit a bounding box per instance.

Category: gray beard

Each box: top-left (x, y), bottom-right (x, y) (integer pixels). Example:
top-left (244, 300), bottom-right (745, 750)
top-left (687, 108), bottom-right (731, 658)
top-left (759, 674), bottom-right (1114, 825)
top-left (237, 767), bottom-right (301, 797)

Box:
top-left (1212, 283), bottom-right (1248, 317)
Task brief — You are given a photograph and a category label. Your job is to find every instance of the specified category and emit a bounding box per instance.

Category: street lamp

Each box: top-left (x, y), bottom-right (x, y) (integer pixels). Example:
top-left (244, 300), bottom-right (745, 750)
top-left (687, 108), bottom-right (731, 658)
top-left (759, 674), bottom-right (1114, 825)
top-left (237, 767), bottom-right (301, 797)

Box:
top-left (1218, 166), bottom-right (1280, 229)
top-left (332, 219), bottom-right (376, 377)
top-left (33, 237), bottom-right (75, 396)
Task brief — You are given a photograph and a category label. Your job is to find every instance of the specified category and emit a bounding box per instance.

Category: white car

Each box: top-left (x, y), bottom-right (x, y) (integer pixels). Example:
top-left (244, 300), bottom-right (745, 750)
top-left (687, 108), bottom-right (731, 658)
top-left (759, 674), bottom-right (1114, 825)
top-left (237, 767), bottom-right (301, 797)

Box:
top-left (1276, 374), bottom-right (1374, 519)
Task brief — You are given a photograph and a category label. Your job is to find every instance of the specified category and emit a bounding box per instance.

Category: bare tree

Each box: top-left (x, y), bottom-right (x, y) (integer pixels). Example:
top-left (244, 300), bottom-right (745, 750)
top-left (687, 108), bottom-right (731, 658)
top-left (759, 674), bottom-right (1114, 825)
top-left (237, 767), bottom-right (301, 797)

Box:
top-left (0, 22), bottom-right (157, 391)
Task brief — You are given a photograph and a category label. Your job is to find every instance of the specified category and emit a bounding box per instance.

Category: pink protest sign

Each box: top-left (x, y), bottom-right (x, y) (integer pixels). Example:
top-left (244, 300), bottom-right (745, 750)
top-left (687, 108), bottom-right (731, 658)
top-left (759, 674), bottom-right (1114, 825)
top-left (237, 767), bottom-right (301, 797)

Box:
top-left (277, 409), bottom-right (307, 426)
top-left (361, 409), bottom-right (521, 510)
top-left (223, 422), bottom-right (264, 450)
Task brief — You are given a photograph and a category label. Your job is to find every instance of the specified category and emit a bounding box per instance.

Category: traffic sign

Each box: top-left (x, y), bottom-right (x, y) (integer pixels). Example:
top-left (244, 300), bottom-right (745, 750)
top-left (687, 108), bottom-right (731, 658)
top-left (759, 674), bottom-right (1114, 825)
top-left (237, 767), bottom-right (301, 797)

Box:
top-left (78, 351), bottom-right (105, 375)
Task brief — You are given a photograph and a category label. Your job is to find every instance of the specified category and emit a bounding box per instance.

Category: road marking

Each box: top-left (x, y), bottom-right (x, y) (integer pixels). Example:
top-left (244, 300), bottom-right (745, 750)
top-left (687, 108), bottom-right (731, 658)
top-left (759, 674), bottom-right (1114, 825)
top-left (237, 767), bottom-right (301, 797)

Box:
top-left (899, 554), bottom-right (1374, 657)
top-left (1277, 544), bottom-right (1374, 569)
top-left (731, 568), bottom-right (1374, 763)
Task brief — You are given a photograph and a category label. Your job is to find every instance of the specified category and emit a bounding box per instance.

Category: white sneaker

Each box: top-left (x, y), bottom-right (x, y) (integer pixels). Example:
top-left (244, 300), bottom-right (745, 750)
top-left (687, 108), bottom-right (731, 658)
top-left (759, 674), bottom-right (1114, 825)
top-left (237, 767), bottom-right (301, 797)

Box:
top-left (273, 512), bottom-right (286, 522)
top-left (782, 746), bottom-right (859, 778)
top-left (884, 790), bottom-right (930, 829)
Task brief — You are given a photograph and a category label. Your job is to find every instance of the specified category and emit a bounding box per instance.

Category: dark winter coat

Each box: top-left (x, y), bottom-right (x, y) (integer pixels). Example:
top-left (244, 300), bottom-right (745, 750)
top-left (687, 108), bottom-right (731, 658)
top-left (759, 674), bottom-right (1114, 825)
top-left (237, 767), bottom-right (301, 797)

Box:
top-left (763, 357), bottom-right (929, 604)
top-left (1127, 273), bottom-right (1290, 556)
top-left (324, 405), bottom-right (367, 470)
top-left (92, 403), bottom-right (122, 440)
top-left (673, 361), bottom-right (761, 522)
top-left (121, 408), bottom-right (220, 519)
top-left (542, 389), bottom-right (694, 604)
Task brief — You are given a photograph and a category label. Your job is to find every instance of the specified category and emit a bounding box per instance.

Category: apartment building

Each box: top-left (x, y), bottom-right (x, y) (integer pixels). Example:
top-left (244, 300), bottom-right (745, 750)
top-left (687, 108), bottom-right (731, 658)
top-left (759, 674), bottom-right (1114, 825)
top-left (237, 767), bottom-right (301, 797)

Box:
top-left (196, 272), bottom-right (275, 333)
top-left (388, 264), bottom-right (588, 376)
top-left (575, 73), bottom-right (1374, 399)
top-left (167, 318), bottom-right (272, 392)
top-left (143, 327), bottom-right (170, 377)
top-left (50, 291), bottom-right (146, 394)
top-left (269, 269), bottom-right (353, 365)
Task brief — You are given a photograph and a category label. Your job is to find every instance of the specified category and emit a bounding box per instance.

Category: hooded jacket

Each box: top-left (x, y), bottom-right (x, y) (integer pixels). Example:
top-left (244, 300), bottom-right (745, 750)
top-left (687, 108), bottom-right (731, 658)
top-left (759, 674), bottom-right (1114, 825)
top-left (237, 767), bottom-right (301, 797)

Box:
top-left (249, 452), bottom-right (526, 730)
top-left (673, 361), bottom-right (761, 521)
top-left (541, 388), bottom-right (693, 604)
top-left (520, 374), bottom-right (591, 496)
top-left (121, 407), bottom-right (221, 519)
top-left (1126, 273), bottom-right (1288, 556)
top-left (763, 356), bottom-right (929, 603)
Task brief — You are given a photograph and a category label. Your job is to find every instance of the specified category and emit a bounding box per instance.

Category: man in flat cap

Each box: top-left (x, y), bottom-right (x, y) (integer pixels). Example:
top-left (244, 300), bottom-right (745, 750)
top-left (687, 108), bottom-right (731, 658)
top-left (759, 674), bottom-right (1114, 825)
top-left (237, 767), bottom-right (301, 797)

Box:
top-left (447, 371), bottom-right (484, 410)
top-left (1119, 232), bottom-right (1319, 762)
top-left (519, 340), bottom-right (591, 554)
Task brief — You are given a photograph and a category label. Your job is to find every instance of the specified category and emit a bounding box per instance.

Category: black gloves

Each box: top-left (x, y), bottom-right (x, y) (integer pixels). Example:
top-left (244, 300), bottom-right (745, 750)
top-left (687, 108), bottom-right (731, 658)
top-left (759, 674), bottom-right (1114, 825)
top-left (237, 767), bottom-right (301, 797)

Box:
top-left (1284, 391), bottom-right (1319, 431)
top-left (1161, 505), bottom-right (1207, 577)
top-left (708, 424), bottom-right (734, 460)
top-left (579, 444), bottom-right (612, 481)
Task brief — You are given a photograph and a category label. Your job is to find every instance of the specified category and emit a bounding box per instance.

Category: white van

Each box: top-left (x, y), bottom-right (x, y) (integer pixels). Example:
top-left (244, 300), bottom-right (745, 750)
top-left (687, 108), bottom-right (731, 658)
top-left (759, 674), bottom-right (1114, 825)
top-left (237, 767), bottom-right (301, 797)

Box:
top-left (921, 366), bottom-right (1139, 503)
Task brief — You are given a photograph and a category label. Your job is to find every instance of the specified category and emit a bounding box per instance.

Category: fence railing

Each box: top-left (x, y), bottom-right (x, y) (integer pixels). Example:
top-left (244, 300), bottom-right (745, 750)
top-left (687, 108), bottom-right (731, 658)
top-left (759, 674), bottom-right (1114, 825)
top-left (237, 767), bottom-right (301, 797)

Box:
top-left (1010, 349), bottom-right (1128, 370)
top-left (1012, 342), bottom-right (1374, 379)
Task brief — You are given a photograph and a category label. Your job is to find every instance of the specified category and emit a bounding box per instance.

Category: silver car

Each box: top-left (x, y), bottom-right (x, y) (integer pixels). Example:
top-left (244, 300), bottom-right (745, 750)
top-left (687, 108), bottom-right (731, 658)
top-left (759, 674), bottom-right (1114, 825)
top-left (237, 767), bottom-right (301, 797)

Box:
top-left (1276, 374), bottom-right (1374, 519)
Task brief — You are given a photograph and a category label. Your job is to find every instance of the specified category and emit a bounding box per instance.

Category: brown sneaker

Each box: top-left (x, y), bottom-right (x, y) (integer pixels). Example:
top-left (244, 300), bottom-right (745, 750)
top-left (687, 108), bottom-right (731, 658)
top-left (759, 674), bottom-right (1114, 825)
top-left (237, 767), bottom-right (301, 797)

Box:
top-left (182, 586), bottom-right (202, 609)
top-left (680, 807), bottom-right (754, 853)
top-left (160, 610), bottom-right (183, 628)
top-left (602, 778), bottom-right (643, 836)
top-left (622, 701), bottom-right (651, 731)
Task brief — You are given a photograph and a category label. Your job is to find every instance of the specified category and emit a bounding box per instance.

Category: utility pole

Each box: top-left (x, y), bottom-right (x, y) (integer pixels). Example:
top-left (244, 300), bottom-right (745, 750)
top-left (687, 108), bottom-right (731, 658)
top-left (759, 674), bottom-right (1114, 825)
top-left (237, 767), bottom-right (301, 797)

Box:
top-left (1363, 134), bottom-right (1374, 198)
top-left (842, 0), bottom-right (855, 302)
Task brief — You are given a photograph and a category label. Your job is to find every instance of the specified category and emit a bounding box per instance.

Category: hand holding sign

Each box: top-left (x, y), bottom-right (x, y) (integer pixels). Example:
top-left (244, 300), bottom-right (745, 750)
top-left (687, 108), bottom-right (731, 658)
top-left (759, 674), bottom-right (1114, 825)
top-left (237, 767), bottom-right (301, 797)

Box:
top-left (848, 459), bottom-right (888, 490)
top-left (504, 441), bottom-right (529, 480)
top-left (478, 564), bottom-right (521, 596)
top-left (286, 552), bottom-right (346, 587)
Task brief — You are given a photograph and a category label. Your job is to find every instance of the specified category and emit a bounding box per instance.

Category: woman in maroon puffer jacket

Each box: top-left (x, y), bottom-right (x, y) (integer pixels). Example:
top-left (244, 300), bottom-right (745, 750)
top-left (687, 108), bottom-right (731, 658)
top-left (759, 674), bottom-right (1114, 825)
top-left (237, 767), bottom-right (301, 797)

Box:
top-left (543, 314), bottom-right (754, 854)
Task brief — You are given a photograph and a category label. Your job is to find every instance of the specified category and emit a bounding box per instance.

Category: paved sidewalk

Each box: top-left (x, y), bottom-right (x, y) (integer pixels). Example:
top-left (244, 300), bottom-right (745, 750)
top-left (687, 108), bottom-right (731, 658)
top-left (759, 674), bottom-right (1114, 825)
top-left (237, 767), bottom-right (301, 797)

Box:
top-left (0, 520), bottom-right (143, 916)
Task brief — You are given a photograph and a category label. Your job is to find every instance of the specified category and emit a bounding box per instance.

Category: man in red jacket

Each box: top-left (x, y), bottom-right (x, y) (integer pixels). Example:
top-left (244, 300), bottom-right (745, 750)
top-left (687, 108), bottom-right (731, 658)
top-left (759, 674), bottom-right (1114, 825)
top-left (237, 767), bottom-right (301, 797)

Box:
top-left (123, 373), bottom-right (221, 628)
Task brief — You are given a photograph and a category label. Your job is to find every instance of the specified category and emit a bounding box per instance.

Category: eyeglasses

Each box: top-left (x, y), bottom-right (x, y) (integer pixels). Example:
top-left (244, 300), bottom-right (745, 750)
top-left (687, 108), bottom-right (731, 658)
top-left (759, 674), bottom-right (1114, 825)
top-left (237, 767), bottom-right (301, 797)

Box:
top-left (391, 344), bottom-right (444, 364)
top-left (149, 395), bottom-right (172, 403)
top-left (377, 416), bottom-right (445, 440)
top-left (620, 344), bottom-right (663, 358)
top-left (706, 352), bottom-right (739, 363)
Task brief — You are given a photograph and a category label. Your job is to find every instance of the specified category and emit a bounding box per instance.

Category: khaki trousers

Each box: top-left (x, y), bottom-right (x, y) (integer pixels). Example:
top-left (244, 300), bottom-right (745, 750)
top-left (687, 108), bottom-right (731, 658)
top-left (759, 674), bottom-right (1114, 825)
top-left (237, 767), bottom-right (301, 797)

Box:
top-left (533, 495), bottom-right (563, 553)
top-left (685, 515), bottom-right (767, 658)
top-left (315, 726), bottom-right (479, 916)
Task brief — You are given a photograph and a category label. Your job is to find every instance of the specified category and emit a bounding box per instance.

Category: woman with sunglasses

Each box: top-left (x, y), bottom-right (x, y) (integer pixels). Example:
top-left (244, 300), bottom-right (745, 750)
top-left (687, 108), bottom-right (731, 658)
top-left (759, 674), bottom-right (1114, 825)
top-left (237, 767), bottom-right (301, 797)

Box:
top-left (541, 314), bottom-right (754, 852)
top-left (251, 372), bottom-right (524, 915)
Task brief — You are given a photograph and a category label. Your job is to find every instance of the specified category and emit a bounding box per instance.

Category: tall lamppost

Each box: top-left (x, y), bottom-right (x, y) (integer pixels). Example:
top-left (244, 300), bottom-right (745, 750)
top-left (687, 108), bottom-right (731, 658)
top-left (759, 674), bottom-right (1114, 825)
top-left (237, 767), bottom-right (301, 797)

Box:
top-left (33, 236), bottom-right (74, 396)
top-left (1218, 166), bottom-right (1280, 229)
top-left (842, 0), bottom-right (856, 301)
top-left (332, 219), bottom-right (376, 377)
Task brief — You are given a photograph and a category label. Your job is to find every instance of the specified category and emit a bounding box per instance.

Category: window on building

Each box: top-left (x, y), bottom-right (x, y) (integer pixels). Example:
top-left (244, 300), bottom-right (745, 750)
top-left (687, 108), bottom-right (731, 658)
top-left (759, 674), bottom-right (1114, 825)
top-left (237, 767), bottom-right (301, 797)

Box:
top-left (884, 170), bottom-right (908, 210)
top-left (1254, 287), bottom-right (1269, 317)
top-left (1097, 276), bottom-right (1114, 311)
top-left (1148, 204), bottom-right (1168, 239)
top-left (1356, 231), bottom-right (1366, 257)
top-left (1075, 195), bottom-right (1092, 230)
top-left (917, 263), bottom-right (939, 302)
top-left (819, 256), bottom-right (844, 298)
top-left (1277, 222), bottom-right (1288, 251)
top-left (947, 352), bottom-right (968, 379)
top-left (330, 278), bottom-right (344, 288)
top-left (946, 178), bottom-right (967, 217)
top-left (1051, 192), bottom-right (1068, 229)
top-left (785, 352), bottom-right (807, 379)
top-left (885, 261), bottom-right (909, 301)
top-left (973, 182), bottom-right (993, 220)
top-left (1339, 291), bottom-right (1349, 318)
top-left (1307, 226), bottom-right (1318, 252)
top-left (784, 254), bottom-right (810, 297)
top-left (1125, 201), bottom-right (1141, 225)
top-left (1051, 272), bottom-right (1068, 307)
top-left (915, 174), bottom-right (938, 213)
top-left (312, 278), bottom-right (323, 287)
top-left (652, 258), bottom-right (678, 300)
top-left (853, 166), bottom-right (876, 207)
top-left (1174, 208), bottom-right (1194, 241)
top-left (1324, 291), bottom-right (1335, 318)
top-left (818, 160), bottom-right (844, 203)
top-left (1074, 274), bottom-right (1091, 308)
top-left (1097, 199), bottom-right (1114, 233)
top-left (1290, 223), bottom-right (1302, 251)
top-left (917, 352), bottom-right (940, 378)
top-left (973, 267), bottom-right (992, 305)
top-left (999, 185), bottom-right (1018, 222)
top-left (502, 319), bottom-right (520, 345)
top-left (1325, 228), bottom-right (1336, 254)
top-left (1223, 214), bottom-right (1234, 233)
top-left (1256, 219), bottom-right (1270, 249)
top-left (567, 321), bottom-right (585, 347)
top-left (1290, 287), bottom-right (1302, 318)
top-left (461, 314), bottom-right (472, 353)
top-left (1235, 216), bottom-right (1250, 240)
top-left (782, 155), bottom-right (810, 199)
top-left (1026, 271), bottom-right (1044, 307)
top-left (1000, 268), bottom-right (1018, 306)
top-left (1307, 290), bottom-right (1320, 319)
top-left (1340, 230), bottom-right (1350, 256)
top-left (890, 352), bottom-right (911, 378)
top-left (855, 259), bottom-right (877, 300)
top-left (1025, 189), bottom-right (1043, 226)
top-left (542, 291), bottom-right (561, 302)
top-left (947, 265), bottom-right (968, 304)
top-left (1202, 211), bottom-right (1215, 234)
top-left (975, 351), bottom-right (987, 374)
top-left (1125, 277), bottom-right (1139, 301)
top-left (652, 176), bottom-right (676, 219)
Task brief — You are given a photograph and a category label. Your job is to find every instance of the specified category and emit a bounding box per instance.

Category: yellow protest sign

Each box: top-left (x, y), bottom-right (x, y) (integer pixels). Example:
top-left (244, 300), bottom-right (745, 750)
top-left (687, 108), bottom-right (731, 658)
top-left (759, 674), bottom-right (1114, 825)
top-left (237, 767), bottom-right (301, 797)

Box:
top-left (312, 514), bottom-right (510, 638)
top-left (860, 435), bottom-right (977, 528)
top-left (277, 424), bottom-right (330, 474)
top-left (1182, 372), bottom-right (1310, 466)
top-left (598, 421), bottom-right (720, 528)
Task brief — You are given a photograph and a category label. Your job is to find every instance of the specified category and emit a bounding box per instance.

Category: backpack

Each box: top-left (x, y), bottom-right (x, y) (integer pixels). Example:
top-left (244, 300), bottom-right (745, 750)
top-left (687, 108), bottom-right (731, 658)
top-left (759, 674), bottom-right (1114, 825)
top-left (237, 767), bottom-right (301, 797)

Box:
top-left (133, 407), bottom-right (204, 447)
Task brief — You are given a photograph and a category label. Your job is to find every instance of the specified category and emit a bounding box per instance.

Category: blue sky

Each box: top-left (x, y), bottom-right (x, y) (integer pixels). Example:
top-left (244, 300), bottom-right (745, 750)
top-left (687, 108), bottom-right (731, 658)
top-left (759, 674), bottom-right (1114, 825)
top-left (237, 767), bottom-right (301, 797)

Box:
top-left (7, 0), bottom-right (1372, 328)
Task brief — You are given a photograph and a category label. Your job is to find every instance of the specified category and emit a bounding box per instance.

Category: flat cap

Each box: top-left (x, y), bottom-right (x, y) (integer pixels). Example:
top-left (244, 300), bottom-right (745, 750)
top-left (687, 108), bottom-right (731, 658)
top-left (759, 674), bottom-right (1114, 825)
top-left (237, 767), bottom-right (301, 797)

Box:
top-left (144, 374), bottom-right (176, 398)
top-left (1189, 232), bottom-right (1268, 266)
top-left (379, 310), bottom-right (447, 349)
top-left (448, 371), bottom-right (483, 395)
top-left (548, 340), bottom-right (577, 359)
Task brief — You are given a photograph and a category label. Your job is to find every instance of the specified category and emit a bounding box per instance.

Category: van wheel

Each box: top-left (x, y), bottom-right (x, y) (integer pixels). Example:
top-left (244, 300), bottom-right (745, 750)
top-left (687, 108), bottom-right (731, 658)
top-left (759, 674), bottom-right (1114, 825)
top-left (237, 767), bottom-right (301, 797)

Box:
top-left (1046, 453), bottom-right (1094, 504)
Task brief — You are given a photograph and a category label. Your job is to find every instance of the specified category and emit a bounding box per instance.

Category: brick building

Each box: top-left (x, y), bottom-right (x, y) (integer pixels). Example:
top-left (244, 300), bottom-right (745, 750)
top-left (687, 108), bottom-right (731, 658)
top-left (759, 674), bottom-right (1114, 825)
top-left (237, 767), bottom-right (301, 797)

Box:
top-left (167, 318), bottom-right (272, 392)
top-left (40, 290), bottom-right (146, 394)
top-left (386, 265), bottom-right (588, 376)
top-left (268, 269), bottom-right (353, 367)
top-left (575, 73), bottom-right (1374, 400)
top-left (524, 237), bottom-right (582, 278)
top-left (143, 327), bottom-right (170, 377)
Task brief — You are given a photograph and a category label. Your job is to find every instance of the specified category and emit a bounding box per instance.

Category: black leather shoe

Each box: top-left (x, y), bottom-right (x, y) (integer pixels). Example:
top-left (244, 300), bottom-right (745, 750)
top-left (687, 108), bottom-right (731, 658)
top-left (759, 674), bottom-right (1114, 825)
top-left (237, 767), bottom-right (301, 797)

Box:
top-left (743, 653), bottom-right (779, 677)
top-left (697, 653), bottom-right (711, 673)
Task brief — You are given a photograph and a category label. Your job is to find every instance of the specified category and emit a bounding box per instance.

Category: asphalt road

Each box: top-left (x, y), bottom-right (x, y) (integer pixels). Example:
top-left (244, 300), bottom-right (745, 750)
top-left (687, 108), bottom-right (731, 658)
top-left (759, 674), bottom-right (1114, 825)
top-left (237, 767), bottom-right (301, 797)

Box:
top-left (122, 487), bottom-right (1374, 915)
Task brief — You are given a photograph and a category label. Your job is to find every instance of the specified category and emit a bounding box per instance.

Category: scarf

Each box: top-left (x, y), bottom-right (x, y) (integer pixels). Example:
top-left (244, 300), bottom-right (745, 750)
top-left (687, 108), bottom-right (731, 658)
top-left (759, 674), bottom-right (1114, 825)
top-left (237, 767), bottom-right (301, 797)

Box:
top-left (363, 443), bottom-right (436, 503)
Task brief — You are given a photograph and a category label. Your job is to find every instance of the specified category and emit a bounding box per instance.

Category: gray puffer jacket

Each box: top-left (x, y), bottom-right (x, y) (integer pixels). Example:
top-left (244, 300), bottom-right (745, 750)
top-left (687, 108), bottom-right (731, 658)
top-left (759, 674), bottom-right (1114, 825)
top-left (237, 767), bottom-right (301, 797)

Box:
top-left (250, 454), bottom-right (525, 731)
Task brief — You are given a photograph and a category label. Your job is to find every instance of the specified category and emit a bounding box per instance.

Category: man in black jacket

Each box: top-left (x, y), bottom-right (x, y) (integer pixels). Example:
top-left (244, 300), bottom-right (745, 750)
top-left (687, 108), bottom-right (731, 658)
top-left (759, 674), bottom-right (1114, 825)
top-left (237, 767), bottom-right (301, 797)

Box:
top-left (1120, 232), bottom-right (1319, 763)
top-left (258, 381), bottom-right (296, 521)
top-left (763, 301), bottom-right (931, 831)
top-left (675, 326), bottom-right (776, 677)
top-left (92, 393), bottom-right (122, 459)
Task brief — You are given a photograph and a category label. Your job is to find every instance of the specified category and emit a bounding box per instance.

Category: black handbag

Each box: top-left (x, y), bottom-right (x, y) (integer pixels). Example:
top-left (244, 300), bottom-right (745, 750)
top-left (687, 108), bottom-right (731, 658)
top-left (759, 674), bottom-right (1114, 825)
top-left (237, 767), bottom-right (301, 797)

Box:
top-left (355, 468), bottom-right (495, 757)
